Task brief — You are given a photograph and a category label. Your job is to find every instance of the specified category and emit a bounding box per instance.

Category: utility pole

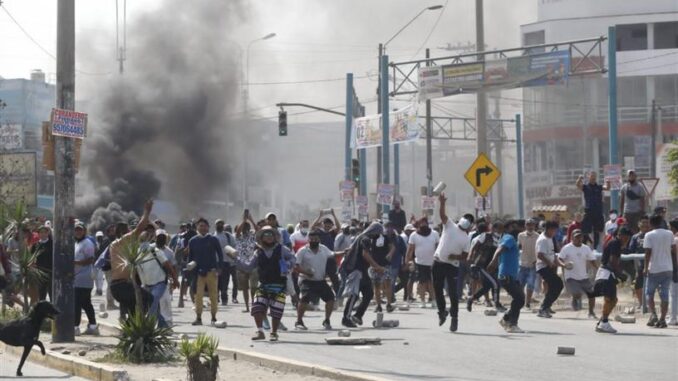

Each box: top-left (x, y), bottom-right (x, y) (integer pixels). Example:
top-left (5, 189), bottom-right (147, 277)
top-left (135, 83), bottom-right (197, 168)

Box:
top-left (650, 99), bottom-right (657, 178)
top-left (53, 0), bottom-right (76, 343)
top-left (475, 0), bottom-right (487, 158)
top-left (376, 43), bottom-right (383, 215)
top-left (425, 48), bottom-right (433, 196)
top-left (380, 53), bottom-right (391, 215)
top-left (607, 26), bottom-right (619, 209)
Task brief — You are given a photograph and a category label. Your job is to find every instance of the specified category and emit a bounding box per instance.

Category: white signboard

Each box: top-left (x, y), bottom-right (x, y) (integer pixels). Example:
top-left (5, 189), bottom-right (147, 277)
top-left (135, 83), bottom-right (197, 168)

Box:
top-left (0, 124), bottom-right (23, 150)
top-left (655, 143), bottom-right (677, 201)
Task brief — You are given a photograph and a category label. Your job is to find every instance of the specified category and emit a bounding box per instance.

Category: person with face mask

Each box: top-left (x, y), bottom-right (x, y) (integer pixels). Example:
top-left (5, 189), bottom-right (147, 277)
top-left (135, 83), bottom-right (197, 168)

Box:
top-left (294, 230), bottom-right (335, 330)
top-left (73, 222), bottom-right (98, 336)
top-left (290, 220), bottom-right (311, 253)
top-left (406, 218), bottom-right (439, 307)
top-left (488, 221), bottom-right (525, 333)
top-left (620, 170), bottom-right (646, 233)
top-left (334, 224), bottom-right (352, 253)
top-left (228, 226), bottom-right (296, 341)
top-left (604, 210), bottom-right (619, 241)
top-left (467, 221), bottom-right (506, 313)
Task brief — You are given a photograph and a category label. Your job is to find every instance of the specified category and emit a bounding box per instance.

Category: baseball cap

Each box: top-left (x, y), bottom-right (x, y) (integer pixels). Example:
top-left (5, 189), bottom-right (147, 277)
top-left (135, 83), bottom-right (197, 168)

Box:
top-left (265, 212), bottom-right (277, 220)
top-left (74, 222), bottom-right (86, 230)
top-left (526, 218), bottom-right (537, 225)
top-left (215, 219), bottom-right (225, 225)
top-left (341, 223), bottom-right (350, 229)
top-left (156, 229), bottom-right (168, 237)
top-left (572, 229), bottom-right (582, 237)
top-left (458, 218), bottom-right (472, 230)
top-left (404, 224), bottom-right (416, 231)
top-left (95, 231), bottom-right (104, 237)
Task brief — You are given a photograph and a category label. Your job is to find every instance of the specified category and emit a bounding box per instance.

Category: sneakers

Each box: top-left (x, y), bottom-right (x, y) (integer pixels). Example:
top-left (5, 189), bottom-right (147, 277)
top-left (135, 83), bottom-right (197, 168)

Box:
top-left (438, 310), bottom-right (448, 326)
top-left (262, 318), bottom-right (271, 330)
top-left (588, 312), bottom-right (598, 320)
top-left (279, 321), bottom-right (288, 331)
top-left (506, 325), bottom-right (524, 333)
top-left (595, 321), bottom-right (617, 334)
top-left (466, 299), bottom-right (473, 312)
top-left (449, 317), bottom-right (458, 332)
top-left (386, 304), bottom-right (395, 313)
top-left (495, 303), bottom-right (507, 313)
top-left (525, 303), bottom-right (531, 310)
top-left (647, 314), bottom-right (659, 327)
top-left (499, 318), bottom-right (509, 330)
top-left (654, 319), bottom-right (668, 328)
top-left (341, 317), bottom-right (357, 328)
top-left (537, 309), bottom-right (552, 318)
top-left (295, 321), bottom-right (308, 331)
top-left (547, 308), bottom-right (556, 314)
top-left (269, 332), bottom-right (279, 342)
top-left (351, 315), bottom-right (363, 326)
top-left (375, 305), bottom-right (383, 313)
top-left (668, 319), bottom-right (678, 326)
top-left (191, 319), bottom-right (202, 326)
top-left (252, 331), bottom-right (265, 341)
top-left (221, 301), bottom-right (228, 306)
top-left (232, 298), bottom-right (239, 304)
top-left (85, 324), bottom-right (100, 335)
top-left (322, 319), bottom-right (332, 330)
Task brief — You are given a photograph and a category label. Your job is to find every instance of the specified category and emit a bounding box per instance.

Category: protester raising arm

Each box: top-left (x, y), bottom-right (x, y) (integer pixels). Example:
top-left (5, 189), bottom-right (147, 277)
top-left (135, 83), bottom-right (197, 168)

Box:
top-left (438, 192), bottom-right (448, 225)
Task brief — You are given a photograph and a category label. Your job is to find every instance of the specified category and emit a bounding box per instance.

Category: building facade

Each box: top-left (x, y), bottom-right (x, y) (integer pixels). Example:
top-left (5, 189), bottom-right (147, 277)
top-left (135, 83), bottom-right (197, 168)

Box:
top-left (520, 0), bottom-right (678, 212)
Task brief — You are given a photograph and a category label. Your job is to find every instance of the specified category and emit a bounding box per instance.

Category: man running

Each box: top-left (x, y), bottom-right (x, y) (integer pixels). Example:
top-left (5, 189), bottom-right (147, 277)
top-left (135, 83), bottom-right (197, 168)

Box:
top-left (488, 220), bottom-right (525, 333)
top-left (536, 221), bottom-right (565, 318)
top-left (294, 230), bottom-right (335, 330)
top-left (433, 193), bottom-right (470, 332)
top-left (368, 222), bottom-right (396, 314)
top-left (558, 229), bottom-right (598, 318)
top-left (406, 218), bottom-right (439, 307)
top-left (594, 227), bottom-right (631, 333)
top-left (467, 221), bottom-right (505, 312)
top-left (518, 219), bottom-right (539, 309)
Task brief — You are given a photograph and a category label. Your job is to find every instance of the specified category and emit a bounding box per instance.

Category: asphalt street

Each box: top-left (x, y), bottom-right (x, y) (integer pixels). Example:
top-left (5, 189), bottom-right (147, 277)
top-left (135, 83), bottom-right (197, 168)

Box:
top-left (92, 288), bottom-right (678, 381)
top-left (0, 349), bottom-right (88, 380)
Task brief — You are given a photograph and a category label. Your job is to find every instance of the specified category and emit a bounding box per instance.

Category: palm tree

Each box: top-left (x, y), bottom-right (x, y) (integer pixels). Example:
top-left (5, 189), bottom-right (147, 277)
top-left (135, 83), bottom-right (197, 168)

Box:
top-left (16, 247), bottom-right (47, 314)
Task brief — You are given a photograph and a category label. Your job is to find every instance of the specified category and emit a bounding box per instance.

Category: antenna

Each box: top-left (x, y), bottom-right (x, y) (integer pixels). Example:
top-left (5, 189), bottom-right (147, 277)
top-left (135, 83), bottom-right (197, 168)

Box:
top-left (115, 0), bottom-right (127, 74)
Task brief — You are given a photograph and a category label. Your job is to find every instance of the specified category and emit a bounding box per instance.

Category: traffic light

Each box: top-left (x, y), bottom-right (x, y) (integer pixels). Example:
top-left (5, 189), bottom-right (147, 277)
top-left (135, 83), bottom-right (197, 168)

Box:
top-left (351, 158), bottom-right (360, 189)
top-left (278, 110), bottom-right (287, 136)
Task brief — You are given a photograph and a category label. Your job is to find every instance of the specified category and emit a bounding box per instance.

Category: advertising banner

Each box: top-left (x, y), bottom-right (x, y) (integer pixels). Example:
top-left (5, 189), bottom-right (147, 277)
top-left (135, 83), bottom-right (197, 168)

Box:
top-left (633, 135), bottom-right (652, 168)
top-left (339, 180), bottom-right (355, 201)
top-left (418, 66), bottom-right (444, 101)
top-left (442, 63), bottom-right (484, 95)
top-left (51, 108), bottom-right (87, 139)
top-left (603, 164), bottom-right (623, 191)
top-left (356, 195), bottom-right (369, 218)
top-left (420, 196), bottom-right (436, 211)
top-left (376, 184), bottom-right (396, 206)
top-left (0, 124), bottom-right (23, 150)
top-left (352, 104), bottom-right (419, 149)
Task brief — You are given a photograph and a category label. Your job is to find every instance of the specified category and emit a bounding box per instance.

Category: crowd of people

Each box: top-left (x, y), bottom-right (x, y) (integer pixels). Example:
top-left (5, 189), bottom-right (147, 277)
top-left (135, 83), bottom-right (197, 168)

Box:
top-left (0, 171), bottom-right (677, 341)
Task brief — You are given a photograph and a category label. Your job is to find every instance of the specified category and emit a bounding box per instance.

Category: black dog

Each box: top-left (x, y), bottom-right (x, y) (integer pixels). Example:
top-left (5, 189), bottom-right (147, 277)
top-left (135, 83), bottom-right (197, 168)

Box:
top-left (0, 301), bottom-right (60, 376)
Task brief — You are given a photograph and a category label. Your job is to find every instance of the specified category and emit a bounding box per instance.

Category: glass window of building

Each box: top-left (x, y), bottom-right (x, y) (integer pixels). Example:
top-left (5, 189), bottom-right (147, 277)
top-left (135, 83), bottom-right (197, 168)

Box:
top-left (616, 24), bottom-right (648, 51)
top-left (655, 75), bottom-right (678, 105)
top-left (524, 30), bottom-right (545, 53)
top-left (654, 22), bottom-right (678, 49)
top-left (618, 77), bottom-right (646, 107)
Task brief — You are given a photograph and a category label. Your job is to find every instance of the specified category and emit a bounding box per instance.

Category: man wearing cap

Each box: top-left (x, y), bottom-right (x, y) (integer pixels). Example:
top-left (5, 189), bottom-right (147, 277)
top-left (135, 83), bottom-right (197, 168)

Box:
top-left (73, 222), bottom-right (98, 335)
top-left (433, 193), bottom-right (470, 332)
top-left (518, 219), bottom-right (539, 309)
top-left (31, 225), bottom-right (53, 302)
top-left (620, 170), bottom-right (646, 233)
top-left (214, 219), bottom-right (237, 306)
top-left (577, 172), bottom-right (610, 251)
top-left (558, 229), bottom-right (598, 318)
top-left (334, 223), bottom-right (352, 253)
top-left (188, 218), bottom-right (224, 326)
top-left (229, 226), bottom-right (296, 341)
top-left (266, 213), bottom-right (292, 250)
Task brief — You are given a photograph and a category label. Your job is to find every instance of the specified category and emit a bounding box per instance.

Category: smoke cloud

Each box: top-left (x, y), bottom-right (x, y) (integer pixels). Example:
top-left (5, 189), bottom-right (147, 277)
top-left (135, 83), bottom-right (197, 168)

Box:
top-left (77, 0), bottom-right (245, 219)
top-left (86, 202), bottom-right (138, 234)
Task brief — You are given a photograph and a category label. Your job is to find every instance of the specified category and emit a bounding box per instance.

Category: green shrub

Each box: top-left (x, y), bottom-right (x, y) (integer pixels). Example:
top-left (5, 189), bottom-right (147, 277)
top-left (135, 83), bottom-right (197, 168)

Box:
top-left (116, 311), bottom-right (174, 363)
top-left (179, 333), bottom-right (220, 381)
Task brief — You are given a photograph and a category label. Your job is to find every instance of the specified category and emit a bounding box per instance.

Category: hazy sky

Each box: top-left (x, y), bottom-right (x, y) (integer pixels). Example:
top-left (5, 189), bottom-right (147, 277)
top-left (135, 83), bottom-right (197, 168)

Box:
top-left (0, 0), bottom-right (536, 122)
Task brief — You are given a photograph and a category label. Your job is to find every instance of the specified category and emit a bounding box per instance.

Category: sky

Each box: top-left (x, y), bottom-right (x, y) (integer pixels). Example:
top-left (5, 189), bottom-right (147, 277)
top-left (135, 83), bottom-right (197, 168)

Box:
top-left (0, 0), bottom-right (537, 122)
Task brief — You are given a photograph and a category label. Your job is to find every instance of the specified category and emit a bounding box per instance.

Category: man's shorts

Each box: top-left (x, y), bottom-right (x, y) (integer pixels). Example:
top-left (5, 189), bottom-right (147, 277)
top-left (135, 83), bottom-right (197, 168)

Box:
top-left (299, 280), bottom-right (335, 304)
top-left (415, 264), bottom-right (432, 282)
top-left (251, 283), bottom-right (287, 319)
top-left (581, 210), bottom-right (604, 234)
top-left (518, 266), bottom-right (537, 291)
top-left (368, 266), bottom-right (393, 283)
top-left (237, 270), bottom-right (259, 290)
top-left (566, 278), bottom-right (595, 298)
top-left (594, 276), bottom-right (617, 300)
top-left (645, 271), bottom-right (673, 302)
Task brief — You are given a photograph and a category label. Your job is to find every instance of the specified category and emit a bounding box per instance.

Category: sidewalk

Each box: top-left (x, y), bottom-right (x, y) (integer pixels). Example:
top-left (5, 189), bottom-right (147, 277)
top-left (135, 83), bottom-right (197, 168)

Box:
top-left (0, 346), bottom-right (88, 380)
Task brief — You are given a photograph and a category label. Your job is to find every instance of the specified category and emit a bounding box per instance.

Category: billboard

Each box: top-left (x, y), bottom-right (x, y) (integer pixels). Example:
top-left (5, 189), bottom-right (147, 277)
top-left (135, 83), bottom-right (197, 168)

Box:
top-left (0, 151), bottom-right (37, 206)
top-left (418, 50), bottom-right (571, 101)
top-left (51, 108), bottom-right (88, 139)
top-left (351, 104), bottom-right (418, 149)
top-left (0, 124), bottom-right (23, 150)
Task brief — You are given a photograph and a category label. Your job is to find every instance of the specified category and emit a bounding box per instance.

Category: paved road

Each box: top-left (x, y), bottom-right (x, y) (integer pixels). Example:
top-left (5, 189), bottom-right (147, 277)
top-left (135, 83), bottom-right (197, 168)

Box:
top-left (0, 349), bottom-right (88, 380)
top-left (92, 289), bottom-right (677, 381)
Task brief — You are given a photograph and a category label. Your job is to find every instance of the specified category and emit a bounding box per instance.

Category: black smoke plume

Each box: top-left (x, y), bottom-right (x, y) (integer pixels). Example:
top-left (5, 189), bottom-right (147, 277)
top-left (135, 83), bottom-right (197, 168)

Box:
top-left (86, 202), bottom-right (138, 234)
top-left (77, 0), bottom-right (245, 219)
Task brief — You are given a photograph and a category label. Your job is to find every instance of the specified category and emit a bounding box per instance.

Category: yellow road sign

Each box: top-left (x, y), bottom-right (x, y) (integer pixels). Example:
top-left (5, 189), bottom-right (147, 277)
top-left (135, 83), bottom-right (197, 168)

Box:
top-left (464, 153), bottom-right (501, 196)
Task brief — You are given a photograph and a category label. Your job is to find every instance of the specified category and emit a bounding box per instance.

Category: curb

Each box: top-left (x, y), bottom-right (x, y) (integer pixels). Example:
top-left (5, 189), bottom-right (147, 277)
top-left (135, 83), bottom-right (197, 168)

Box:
top-left (1, 343), bottom-right (129, 381)
top-left (97, 321), bottom-right (391, 381)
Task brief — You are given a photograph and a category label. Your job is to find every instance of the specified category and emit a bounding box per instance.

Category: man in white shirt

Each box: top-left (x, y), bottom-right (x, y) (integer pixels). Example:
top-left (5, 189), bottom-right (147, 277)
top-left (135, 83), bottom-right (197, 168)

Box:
top-left (154, 230), bottom-right (179, 328)
top-left (214, 219), bottom-right (237, 306)
top-left (432, 192), bottom-right (470, 332)
top-left (536, 221), bottom-right (565, 318)
top-left (294, 230), bottom-right (335, 330)
top-left (643, 214), bottom-right (678, 328)
top-left (558, 229), bottom-right (598, 318)
top-left (406, 218), bottom-right (440, 307)
top-left (518, 219), bottom-right (539, 309)
top-left (137, 231), bottom-right (179, 328)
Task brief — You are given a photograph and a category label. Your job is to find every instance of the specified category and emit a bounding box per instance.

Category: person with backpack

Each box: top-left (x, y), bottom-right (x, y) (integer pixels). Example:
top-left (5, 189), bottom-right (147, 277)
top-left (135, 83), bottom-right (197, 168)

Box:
top-left (136, 231), bottom-right (178, 328)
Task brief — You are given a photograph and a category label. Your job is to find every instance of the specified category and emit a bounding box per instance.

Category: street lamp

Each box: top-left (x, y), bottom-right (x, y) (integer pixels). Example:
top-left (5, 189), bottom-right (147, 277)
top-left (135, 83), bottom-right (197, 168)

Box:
top-left (245, 32), bottom-right (277, 113)
top-left (377, 5), bottom-right (443, 213)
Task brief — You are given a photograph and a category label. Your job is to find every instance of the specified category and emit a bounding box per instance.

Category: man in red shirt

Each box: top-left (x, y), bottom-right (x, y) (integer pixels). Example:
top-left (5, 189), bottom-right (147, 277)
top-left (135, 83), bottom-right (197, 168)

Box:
top-left (565, 213), bottom-right (583, 244)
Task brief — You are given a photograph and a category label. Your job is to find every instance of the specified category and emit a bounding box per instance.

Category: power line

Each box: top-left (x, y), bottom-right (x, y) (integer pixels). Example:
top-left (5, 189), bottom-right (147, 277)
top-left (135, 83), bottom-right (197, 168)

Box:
top-left (246, 75), bottom-right (370, 86)
top-left (1, 4), bottom-right (112, 76)
top-left (617, 51), bottom-right (678, 65)
top-left (618, 60), bottom-right (678, 74)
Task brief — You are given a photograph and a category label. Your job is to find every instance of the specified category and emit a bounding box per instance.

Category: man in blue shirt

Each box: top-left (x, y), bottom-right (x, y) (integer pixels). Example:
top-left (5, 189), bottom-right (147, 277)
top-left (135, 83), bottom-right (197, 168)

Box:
top-left (188, 218), bottom-right (224, 326)
top-left (489, 221), bottom-right (524, 333)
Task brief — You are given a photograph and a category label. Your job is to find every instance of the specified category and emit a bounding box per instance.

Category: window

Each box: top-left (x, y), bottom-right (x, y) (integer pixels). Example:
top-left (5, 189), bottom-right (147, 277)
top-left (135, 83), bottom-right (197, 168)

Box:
top-left (616, 24), bottom-right (648, 51)
top-left (618, 77), bottom-right (647, 107)
top-left (524, 30), bottom-right (545, 54)
top-left (655, 22), bottom-right (678, 49)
